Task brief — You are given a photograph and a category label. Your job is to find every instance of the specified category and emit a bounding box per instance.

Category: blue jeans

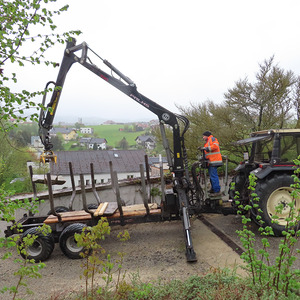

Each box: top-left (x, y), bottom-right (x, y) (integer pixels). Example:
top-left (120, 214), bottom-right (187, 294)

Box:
top-left (208, 166), bottom-right (220, 193)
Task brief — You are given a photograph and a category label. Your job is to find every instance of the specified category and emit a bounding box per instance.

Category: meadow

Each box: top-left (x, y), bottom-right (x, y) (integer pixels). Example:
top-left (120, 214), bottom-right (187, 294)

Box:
top-left (90, 124), bottom-right (146, 148)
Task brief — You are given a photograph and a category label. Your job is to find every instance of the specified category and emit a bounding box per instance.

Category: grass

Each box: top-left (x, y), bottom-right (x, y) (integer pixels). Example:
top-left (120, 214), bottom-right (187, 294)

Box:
top-left (51, 268), bottom-right (299, 299)
top-left (60, 124), bottom-right (148, 151)
top-left (90, 124), bottom-right (146, 148)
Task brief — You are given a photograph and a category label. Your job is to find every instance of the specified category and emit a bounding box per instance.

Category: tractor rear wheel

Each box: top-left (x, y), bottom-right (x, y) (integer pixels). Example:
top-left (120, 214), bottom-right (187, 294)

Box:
top-left (229, 173), bottom-right (248, 214)
top-left (229, 174), bottom-right (245, 200)
top-left (254, 174), bottom-right (300, 236)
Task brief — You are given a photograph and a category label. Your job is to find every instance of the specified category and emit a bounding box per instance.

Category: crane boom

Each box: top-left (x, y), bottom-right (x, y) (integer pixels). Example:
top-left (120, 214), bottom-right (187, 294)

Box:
top-left (39, 38), bottom-right (197, 262)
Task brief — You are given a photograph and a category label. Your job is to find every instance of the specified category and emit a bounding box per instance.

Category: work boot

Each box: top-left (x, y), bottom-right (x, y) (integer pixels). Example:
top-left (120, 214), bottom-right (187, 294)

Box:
top-left (210, 191), bottom-right (222, 197)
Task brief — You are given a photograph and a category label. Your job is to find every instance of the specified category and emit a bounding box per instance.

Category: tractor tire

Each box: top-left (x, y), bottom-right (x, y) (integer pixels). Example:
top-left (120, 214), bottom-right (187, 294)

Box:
top-left (228, 173), bottom-right (247, 200)
top-left (20, 227), bottom-right (55, 261)
top-left (254, 174), bottom-right (300, 236)
top-left (229, 173), bottom-right (248, 214)
top-left (59, 223), bottom-right (88, 259)
top-left (47, 206), bottom-right (69, 215)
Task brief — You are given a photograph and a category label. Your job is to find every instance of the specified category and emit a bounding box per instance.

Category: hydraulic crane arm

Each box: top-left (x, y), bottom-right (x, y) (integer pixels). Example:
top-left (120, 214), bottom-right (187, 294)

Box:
top-left (39, 38), bottom-right (196, 262)
top-left (39, 38), bottom-right (189, 176)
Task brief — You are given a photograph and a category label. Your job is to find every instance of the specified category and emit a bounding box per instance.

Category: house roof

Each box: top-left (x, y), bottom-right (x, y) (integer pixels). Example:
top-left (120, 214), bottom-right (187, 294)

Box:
top-left (79, 138), bottom-right (107, 144)
top-left (89, 138), bottom-right (107, 144)
top-left (79, 137), bottom-right (91, 143)
top-left (148, 156), bottom-right (168, 165)
top-left (135, 135), bottom-right (156, 142)
top-left (50, 150), bottom-right (146, 175)
top-left (50, 127), bottom-right (76, 135)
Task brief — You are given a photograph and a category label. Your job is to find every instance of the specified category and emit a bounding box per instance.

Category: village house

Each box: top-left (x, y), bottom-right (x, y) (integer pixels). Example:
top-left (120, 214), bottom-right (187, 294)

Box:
top-left (31, 136), bottom-right (43, 148)
top-left (148, 156), bottom-right (169, 176)
top-left (50, 127), bottom-right (77, 141)
top-left (135, 135), bottom-right (156, 149)
top-left (79, 137), bottom-right (107, 150)
top-left (50, 150), bottom-right (147, 189)
top-left (80, 127), bottom-right (94, 134)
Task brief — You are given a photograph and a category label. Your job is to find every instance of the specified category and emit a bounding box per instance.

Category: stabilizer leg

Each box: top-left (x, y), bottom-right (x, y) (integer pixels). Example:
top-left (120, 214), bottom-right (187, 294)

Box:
top-left (182, 206), bottom-right (197, 262)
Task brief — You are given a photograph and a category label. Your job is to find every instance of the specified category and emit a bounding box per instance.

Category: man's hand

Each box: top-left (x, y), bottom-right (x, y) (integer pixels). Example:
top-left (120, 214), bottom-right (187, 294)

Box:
top-left (198, 147), bottom-right (208, 151)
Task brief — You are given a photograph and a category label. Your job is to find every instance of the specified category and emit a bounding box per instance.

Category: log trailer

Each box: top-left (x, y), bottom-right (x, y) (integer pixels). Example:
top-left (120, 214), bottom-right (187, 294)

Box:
top-left (13, 39), bottom-right (297, 263)
top-left (6, 39), bottom-right (299, 263)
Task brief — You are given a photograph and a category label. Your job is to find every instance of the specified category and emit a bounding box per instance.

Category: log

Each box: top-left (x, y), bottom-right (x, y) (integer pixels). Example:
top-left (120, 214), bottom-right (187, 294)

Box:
top-left (94, 202), bottom-right (109, 217)
top-left (99, 202), bottom-right (108, 216)
top-left (94, 203), bottom-right (104, 217)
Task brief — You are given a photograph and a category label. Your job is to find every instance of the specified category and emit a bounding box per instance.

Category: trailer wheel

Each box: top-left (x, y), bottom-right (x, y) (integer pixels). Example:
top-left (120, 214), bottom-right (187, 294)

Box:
top-left (20, 227), bottom-right (55, 261)
top-left (47, 206), bottom-right (69, 215)
top-left (255, 174), bottom-right (300, 236)
top-left (59, 223), bottom-right (88, 259)
top-left (87, 203), bottom-right (98, 209)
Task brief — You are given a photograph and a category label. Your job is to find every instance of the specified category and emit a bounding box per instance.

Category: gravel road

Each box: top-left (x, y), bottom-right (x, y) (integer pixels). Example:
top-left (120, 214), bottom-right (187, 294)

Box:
top-left (0, 216), bottom-right (243, 300)
top-left (0, 214), bottom-right (299, 300)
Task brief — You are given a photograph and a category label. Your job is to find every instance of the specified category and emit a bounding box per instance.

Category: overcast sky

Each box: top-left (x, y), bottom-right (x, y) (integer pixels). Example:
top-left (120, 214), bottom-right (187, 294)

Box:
top-left (8, 0), bottom-right (300, 124)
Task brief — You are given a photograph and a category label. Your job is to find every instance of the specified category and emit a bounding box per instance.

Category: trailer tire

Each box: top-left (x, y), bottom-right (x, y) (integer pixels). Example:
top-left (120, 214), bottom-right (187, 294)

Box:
top-left (59, 223), bottom-right (88, 259)
top-left (255, 174), bottom-right (300, 236)
top-left (47, 206), bottom-right (69, 215)
top-left (20, 227), bottom-right (55, 262)
top-left (87, 203), bottom-right (98, 209)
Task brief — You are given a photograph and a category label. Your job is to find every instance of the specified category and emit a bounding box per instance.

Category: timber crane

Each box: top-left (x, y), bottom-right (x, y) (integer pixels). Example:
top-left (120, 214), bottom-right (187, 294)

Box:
top-left (38, 38), bottom-right (198, 262)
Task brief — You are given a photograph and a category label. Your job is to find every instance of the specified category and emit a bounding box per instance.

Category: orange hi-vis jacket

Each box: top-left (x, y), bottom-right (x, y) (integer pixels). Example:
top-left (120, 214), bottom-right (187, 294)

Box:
top-left (204, 135), bottom-right (222, 166)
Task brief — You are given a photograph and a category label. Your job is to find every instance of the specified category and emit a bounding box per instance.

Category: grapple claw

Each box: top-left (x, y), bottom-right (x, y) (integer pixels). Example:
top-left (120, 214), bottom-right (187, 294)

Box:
top-left (40, 150), bottom-right (57, 164)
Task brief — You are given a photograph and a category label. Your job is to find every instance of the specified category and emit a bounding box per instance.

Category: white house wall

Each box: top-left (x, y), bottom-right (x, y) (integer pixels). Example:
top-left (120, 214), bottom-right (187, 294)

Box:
top-left (52, 172), bottom-right (142, 190)
top-left (88, 143), bottom-right (106, 150)
top-left (80, 128), bottom-right (94, 134)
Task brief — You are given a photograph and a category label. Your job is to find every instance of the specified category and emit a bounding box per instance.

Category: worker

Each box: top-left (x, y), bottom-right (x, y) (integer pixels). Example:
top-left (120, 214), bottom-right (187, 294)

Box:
top-left (200, 131), bottom-right (223, 195)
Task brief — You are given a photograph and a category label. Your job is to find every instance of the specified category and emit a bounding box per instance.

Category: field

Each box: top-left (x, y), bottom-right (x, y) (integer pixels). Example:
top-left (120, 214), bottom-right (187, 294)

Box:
top-left (61, 124), bottom-right (148, 150)
top-left (90, 124), bottom-right (146, 147)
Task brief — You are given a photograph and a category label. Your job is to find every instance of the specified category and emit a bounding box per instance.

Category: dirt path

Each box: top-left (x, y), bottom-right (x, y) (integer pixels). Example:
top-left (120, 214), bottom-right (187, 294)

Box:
top-left (0, 218), bottom-right (244, 299)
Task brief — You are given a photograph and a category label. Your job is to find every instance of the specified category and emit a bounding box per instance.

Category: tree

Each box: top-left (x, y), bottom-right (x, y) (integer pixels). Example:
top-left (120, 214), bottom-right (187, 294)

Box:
top-left (292, 76), bottom-right (300, 128)
top-left (0, 0), bottom-right (81, 131)
top-left (178, 101), bottom-right (247, 164)
top-left (118, 137), bottom-right (129, 150)
top-left (8, 123), bottom-right (39, 147)
top-left (51, 133), bottom-right (64, 150)
top-left (0, 132), bottom-right (34, 189)
top-left (0, 1), bottom-right (81, 188)
top-left (74, 122), bottom-right (82, 130)
top-left (178, 57), bottom-right (300, 165)
top-left (0, 3), bottom-right (81, 297)
top-left (224, 56), bottom-right (296, 132)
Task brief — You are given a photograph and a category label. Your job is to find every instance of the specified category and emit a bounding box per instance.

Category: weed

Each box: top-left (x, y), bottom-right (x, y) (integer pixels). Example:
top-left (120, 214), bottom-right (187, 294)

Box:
top-left (0, 187), bottom-right (50, 299)
top-left (236, 168), bottom-right (300, 299)
top-left (75, 218), bottom-right (130, 300)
